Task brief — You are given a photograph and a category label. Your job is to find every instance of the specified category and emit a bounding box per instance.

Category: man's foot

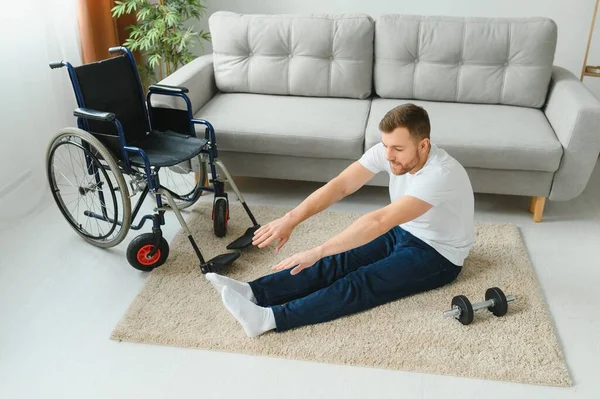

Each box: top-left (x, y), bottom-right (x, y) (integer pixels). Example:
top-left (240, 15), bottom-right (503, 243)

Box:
top-left (205, 273), bottom-right (257, 303)
top-left (221, 286), bottom-right (276, 338)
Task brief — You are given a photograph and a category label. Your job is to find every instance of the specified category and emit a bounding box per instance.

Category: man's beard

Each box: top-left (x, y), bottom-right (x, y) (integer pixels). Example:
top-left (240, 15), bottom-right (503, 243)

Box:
top-left (390, 152), bottom-right (420, 175)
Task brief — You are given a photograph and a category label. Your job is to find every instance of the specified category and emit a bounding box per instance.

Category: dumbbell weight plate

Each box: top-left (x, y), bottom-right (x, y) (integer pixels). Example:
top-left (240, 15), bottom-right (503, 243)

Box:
top-left (485, 287), bottom-right (508, 317)
top-left (451, 295), bottom-right (474, 325)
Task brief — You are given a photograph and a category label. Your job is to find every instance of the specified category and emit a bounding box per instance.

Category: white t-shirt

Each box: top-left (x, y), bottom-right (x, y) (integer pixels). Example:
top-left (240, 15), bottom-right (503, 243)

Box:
top-left (358, 143), bottom-right (475, 266)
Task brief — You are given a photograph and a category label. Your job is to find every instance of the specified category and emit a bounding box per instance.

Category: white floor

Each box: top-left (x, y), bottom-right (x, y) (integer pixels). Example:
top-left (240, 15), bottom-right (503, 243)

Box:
top-left (1, 162), bottom-right (599, 399)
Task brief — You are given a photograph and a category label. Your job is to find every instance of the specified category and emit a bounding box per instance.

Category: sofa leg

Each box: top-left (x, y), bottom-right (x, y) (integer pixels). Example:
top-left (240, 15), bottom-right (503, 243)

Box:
top-left (528, 197), bottom-right (535, 214)
top-left (529, 196), bottom-right (546, 222)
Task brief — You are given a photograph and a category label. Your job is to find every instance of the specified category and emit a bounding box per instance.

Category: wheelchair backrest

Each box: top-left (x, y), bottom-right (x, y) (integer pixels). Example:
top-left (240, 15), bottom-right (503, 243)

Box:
top-left (74, 55), bottom-right (149, 145)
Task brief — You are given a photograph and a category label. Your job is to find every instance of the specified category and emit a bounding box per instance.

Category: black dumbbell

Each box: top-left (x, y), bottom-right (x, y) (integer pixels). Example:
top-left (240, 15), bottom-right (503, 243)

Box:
top-left (443, 287), bottom-right (516, 325)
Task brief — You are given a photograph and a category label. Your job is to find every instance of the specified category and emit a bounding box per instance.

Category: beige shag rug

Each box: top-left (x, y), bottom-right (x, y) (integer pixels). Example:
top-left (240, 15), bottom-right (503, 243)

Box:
top-left (111, 202), bottom-right (571, 387)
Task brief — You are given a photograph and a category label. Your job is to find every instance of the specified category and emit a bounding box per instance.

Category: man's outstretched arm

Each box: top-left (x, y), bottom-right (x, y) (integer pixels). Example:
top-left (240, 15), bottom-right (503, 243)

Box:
top-left (272, 195), bottom-right (433, 274)
top-left (253, 161), bottom-right (375, 250)
top-left (318, 195), bottom-right (432, 257)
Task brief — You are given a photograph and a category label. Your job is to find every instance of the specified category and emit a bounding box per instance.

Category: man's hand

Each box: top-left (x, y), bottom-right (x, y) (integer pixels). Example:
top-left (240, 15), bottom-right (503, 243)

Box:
top-left (252, 213), bottom-right (298, 251)
top-left (272, 247), bottom-right (323, 275)
top-left (252, 162), bottom-right (375, 252)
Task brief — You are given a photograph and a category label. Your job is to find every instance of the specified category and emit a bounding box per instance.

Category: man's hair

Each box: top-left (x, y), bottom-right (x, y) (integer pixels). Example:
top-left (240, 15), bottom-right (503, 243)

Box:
top-left (378, 103), bottom-right (430, 141)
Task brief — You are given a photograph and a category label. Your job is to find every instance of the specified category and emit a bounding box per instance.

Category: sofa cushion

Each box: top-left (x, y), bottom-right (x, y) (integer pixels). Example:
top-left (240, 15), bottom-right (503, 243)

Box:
top-left (195, 93), bottom-right (371, 160)
top-left (208, 11), bottom-right (374, 99)
top-left (365, 99), bottom-right (563, 172)
top-left (374, 15), bottom-right (557, 108)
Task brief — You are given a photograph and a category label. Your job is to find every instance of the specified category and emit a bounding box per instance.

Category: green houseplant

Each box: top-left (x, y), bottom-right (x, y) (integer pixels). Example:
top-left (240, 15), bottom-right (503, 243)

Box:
top-left (111, 0), bottom-right (211, 88)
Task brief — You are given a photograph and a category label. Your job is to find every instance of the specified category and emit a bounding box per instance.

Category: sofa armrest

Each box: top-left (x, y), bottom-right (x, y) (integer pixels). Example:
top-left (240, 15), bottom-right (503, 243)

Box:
top-left (544, 66), bottom-right (600, 201)
top-left (151, 54), bottom-right (217, 115)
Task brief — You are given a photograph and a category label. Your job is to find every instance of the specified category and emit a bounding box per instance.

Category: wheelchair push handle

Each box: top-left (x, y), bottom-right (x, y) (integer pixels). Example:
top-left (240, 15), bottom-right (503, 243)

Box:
top-left (109, 46), bottom-right (124, 54)
top-left (49, 61), bottom-right (64, 69)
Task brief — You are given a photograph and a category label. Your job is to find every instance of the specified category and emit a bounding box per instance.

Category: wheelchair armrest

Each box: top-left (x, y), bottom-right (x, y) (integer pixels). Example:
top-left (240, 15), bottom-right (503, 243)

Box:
top-left (148, 84), bottom-right (189, 94)
top-left (74, 107), bottom-right (115, 122)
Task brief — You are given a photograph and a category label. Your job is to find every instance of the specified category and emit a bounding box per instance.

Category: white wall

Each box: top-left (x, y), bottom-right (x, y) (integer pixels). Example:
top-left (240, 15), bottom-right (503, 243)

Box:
top-left (191, 0), bottom-right (600, 97)
top-left (0, 0), bottom-right (81, 233)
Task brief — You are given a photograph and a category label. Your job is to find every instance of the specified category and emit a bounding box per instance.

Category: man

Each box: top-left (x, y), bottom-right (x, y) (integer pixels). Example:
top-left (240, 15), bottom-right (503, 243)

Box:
top-left (206, 103), bottom-right (475, 338)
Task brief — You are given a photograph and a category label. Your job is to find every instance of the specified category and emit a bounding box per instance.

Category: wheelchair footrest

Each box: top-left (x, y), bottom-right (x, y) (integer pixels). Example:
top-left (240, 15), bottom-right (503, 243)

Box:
top-left (226, 225), bottom-right (261, 250)
top-left (200, 252), bottom-right (241, 274)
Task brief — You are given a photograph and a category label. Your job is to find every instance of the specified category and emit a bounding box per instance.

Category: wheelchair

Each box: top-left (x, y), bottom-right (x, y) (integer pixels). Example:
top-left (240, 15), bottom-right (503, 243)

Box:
top-left (46, 46), bottom-right (260, 273)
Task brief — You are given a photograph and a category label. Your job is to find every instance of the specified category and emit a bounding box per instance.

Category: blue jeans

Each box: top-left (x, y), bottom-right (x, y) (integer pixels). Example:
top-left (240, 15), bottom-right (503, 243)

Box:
top-left (248, 226), bottom-right (462, 332)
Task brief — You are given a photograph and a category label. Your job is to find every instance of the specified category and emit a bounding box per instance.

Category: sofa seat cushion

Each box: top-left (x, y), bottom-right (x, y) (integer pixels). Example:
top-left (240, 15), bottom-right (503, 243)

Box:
top-left (195, 92), bottom-right (371, 160)
top-left (365, 99), bottom-right (563, 172)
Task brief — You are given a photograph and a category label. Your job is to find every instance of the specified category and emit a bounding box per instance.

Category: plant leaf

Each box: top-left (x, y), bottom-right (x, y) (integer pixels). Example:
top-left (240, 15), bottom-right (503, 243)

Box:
top-left (111, 1), bottom-right (126, 18)
top-left (148, 53), bottom-right (162, 69)
top-left (137, 7), bottom-right (151, 21)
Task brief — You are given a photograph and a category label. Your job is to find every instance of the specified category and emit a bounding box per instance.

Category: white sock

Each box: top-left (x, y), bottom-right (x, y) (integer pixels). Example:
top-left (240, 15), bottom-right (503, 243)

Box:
top-left (205, 273), bottom-right (257, 304)
top-left (221, 286), bottom-right (276, 338)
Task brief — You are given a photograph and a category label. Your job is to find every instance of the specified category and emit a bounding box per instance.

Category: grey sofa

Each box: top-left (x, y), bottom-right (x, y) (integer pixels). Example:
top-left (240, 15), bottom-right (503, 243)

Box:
top-left (156, 11), bottom-right (600, 222)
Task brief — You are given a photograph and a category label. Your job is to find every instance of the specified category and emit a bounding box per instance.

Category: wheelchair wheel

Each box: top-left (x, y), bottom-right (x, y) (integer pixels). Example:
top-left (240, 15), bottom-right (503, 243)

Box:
top-left (46, 127), bottom-right (132, 248)
top-left (126, 233), bottom-right (169, 272)
top-left (213, 196), bottom-right (229, 237)
top-left (154, 156), bottom-right (209, 210)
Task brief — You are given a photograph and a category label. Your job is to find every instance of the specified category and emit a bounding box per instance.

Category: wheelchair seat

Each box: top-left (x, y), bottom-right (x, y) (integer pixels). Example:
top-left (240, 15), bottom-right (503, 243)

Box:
top-left (128, 130), bottom-right (208, 168)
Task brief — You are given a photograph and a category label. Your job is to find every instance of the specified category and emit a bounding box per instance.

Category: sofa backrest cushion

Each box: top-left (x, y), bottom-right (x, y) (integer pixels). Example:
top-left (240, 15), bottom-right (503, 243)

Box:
top-left (374, 15), bottom-right (557, 108)
top-left (209, 11), bottom-right (374, 99)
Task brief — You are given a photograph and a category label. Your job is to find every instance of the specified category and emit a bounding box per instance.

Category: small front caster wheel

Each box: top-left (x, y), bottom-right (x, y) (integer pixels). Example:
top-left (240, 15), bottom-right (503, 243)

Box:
top-left (213, 196), bottom-right (229, 238)
top-left (126, 233), bottom-right (170, 272)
